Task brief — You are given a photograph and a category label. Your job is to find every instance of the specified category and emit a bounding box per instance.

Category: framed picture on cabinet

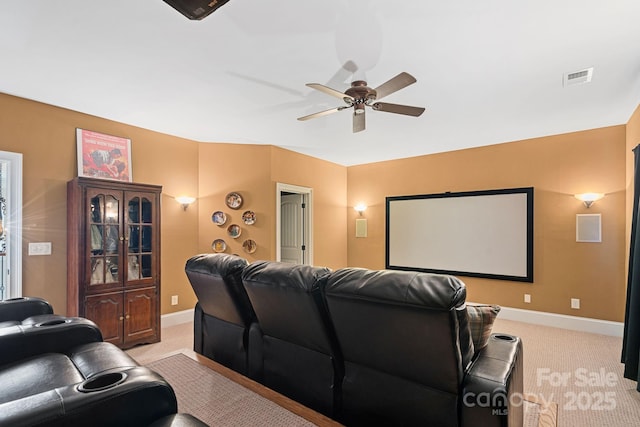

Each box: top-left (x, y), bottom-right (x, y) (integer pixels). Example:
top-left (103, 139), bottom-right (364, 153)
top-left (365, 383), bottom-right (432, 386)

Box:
top-left (76, 128), bottom-right (132, 182)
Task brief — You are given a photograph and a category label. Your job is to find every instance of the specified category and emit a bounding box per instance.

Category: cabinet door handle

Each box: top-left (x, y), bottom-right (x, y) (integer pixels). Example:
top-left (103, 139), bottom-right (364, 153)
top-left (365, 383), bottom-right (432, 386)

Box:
top-left (119, 316), bottom-right (124, 321)
top-left (125, 314), bottom-right (130, 319)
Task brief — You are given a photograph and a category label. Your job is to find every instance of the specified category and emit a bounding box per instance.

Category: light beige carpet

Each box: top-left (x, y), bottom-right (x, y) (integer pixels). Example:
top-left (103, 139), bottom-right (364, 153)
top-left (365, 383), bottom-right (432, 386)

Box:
top-left (146, 352), bottom-right (555, 427)
top-left (147, 353), bottom-right (318, 426)
top-left (495, 318), bottom-right (640, 427)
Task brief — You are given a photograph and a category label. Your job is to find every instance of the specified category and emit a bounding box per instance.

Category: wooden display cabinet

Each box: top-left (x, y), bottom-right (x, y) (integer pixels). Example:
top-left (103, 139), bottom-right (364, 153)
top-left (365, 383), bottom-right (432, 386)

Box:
top-left (67, 177), bottom-right (161, 349)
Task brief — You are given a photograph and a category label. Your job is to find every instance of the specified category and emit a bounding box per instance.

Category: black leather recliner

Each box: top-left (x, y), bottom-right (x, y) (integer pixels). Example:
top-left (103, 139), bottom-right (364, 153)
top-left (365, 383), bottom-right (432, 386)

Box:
top-left (0, 297), bottom-right (208, 427)
top-left (0, 341), bottom-right (180, 427)
top-left (241, 260), bottom-right (344, 418)
top-left (0, 296), bottom-right (54, 328)
top-left (185, 253), bottom-right (257, 375)
top-left (184, 256), bottom-right (523, 426)
top-left (324, 267), bottom-right (523, 427)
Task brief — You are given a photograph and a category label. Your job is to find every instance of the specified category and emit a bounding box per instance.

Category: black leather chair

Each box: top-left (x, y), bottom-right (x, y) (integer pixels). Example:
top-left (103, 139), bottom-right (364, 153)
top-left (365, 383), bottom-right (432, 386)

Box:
top-left (0, 316), bottom-right (104, 366)
top-left (0, 296), bottom-right (54, 328)
top-left (324, 267), bottom-right (522, 427)
top-left (0, 338), bottom-right (180, 427)
top-left (0, 297), bottom-right (208, 427)
top-left (185, 253), bottom-right (257, 375)
top-left (241, 260), bottom-right (343, 418)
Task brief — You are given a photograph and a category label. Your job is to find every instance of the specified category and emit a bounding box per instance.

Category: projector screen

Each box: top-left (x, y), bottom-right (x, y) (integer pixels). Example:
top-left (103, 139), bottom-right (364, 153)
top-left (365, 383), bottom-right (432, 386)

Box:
top-left (385, 187), bottom-right (534, 282)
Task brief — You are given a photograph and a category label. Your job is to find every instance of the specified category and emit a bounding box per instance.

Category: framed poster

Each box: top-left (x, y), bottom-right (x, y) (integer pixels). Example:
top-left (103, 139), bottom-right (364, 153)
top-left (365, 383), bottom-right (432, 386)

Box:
top-left (76, 128), bottom-right (132, 182)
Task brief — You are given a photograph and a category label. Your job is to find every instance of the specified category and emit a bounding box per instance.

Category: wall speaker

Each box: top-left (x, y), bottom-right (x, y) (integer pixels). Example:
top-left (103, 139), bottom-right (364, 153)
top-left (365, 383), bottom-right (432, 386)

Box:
top-left (163, 0), bottom-right (231, 20)
top-left (355, 218), bottom-right (368, 238)
top-left (576, 214), bottom-right (601, 243)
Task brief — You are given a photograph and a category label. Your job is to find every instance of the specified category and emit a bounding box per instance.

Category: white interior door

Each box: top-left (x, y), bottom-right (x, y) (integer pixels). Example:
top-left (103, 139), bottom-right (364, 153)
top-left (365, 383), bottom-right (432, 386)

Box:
top-left (276, 183), bottom-right (313, 265)
top-left (280, 193), bottom-right (305, 264)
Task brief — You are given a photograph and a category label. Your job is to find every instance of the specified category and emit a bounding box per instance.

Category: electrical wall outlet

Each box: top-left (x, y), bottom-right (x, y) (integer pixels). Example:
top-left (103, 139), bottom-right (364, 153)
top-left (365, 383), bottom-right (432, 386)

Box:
top-left (571, 298), bottom-right (580, 309)
top-left (171, 295), bottom-right (179, 306)
top-left (524, 294), bottom-right (531, 303)
top-left (28, 242), bottom-right (52, 256)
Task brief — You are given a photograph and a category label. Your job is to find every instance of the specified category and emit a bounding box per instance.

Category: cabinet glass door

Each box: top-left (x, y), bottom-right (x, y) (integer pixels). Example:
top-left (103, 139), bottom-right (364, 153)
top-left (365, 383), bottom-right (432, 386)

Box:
top-left (88, 190), bottom-right (122, 288)
top-left (126, 193), bottom-right (154, 283)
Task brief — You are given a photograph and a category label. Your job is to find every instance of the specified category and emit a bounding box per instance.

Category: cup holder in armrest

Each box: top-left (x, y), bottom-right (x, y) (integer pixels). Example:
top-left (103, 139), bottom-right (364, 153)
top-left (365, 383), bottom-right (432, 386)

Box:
top-left (78, 372), bottom-right (127, 393)
top-left (492, 334), bottom-right (516, 342)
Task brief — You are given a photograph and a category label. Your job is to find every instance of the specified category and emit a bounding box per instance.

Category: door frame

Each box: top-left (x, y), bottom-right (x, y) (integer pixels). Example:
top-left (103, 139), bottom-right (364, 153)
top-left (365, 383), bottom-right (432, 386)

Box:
top-left (0, 150), bottom-right (23, 299)
top-left (276, 182), bottom-right (313, 265)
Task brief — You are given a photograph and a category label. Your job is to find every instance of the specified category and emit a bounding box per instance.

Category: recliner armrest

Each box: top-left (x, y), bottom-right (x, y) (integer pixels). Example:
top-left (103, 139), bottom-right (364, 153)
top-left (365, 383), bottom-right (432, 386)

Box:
top-left (0, 297), bottom-right (53, 322)
top-left (0, 317), bottom-right (103, 366)
top-left (461, 333), bottom-right (524, 427)
top-left (0, 366), bottom-right (178, 427)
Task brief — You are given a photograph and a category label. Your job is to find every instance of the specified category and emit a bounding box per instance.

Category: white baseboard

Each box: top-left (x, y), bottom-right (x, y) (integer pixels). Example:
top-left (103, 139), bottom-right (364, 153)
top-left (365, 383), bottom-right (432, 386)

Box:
top-left (161, 308), bottom-right (194, 328)
top-left (493, 305), bottom-right (624, 337)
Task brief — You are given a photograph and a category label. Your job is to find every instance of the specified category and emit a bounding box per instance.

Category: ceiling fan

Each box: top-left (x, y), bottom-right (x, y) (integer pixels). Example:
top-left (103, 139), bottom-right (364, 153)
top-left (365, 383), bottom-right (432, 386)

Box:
top-left (297, 72), bottom-right (425, 133)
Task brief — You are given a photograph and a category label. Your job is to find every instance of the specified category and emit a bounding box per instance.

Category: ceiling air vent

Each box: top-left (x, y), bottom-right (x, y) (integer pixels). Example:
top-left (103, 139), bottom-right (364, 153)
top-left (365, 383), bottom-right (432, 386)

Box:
top-left (563, 67), bottom-right (593, 87)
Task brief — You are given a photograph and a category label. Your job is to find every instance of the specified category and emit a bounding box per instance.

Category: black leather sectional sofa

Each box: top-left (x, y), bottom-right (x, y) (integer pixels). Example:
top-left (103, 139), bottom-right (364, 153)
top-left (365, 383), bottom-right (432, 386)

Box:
top-left (0, 297), bottom-right (206, 427)
top-left (186, 253), bottom-right (524, 427)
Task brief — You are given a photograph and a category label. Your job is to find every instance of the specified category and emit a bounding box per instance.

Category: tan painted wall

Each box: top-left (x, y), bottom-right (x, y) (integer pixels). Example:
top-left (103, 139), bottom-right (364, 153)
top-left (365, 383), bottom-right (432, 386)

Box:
top-left (270, 146), bottom-right (348, 270)
top-left (196, 144), bottom-right (348, 270)
top-left (197, 143), bottom-right (272, 261)
top-left (0, 93), bottom-right (348, 315)
top-left (347, 126), bottom-right (627, 322)
top-left (1, 92), bottom-right (636, 322)
top-left (0, 93), bottom-right (197, 314)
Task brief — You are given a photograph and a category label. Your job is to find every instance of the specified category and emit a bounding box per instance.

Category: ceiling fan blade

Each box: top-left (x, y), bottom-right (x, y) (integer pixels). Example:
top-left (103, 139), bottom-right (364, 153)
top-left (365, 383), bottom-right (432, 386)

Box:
top-left (297, 106), bottom-right (347, 121)
top-left (306, 83), bottom-right (354, 101)
top-left (373, 72), bottom-right (417, 100)
top-left (372, 102), bottom-right (425, 117)
top-left (228, 72), bottom-right (305, 97)
top-left (353, 111), bottom-right (366, 133)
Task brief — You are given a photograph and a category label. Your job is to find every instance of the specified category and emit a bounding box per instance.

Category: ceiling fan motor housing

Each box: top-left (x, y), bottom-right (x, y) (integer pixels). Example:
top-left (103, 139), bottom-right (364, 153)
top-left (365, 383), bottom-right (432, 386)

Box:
top-left (345, 81), bottom-right (377, 106)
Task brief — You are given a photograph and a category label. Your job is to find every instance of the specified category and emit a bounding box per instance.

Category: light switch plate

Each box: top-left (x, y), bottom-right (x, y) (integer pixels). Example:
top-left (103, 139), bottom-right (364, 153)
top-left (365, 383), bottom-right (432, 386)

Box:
top-left (28, 242), bottom-right (52, 256)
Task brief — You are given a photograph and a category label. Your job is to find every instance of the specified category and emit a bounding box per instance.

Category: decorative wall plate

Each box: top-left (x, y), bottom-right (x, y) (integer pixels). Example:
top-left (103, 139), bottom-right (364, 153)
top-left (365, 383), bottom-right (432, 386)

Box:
top-left (212, 239), bottom-right (227, 253)
top-left (211, 211), bottom-right (227, 226)
top-left (225, 192), bottom-right (243, 209)
top-left (227, 224), bottom-right (241, 239)
top-left (242, 239), bottom-right (257, 254)
top-left (242, 210), bottom-right (256, 225)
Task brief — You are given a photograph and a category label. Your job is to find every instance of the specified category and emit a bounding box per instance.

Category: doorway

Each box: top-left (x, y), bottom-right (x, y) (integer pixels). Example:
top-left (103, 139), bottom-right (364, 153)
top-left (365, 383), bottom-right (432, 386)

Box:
top-left (0, 151), bottom-right (23, 300)
top-left (276, 183), bottom-right (312, 265)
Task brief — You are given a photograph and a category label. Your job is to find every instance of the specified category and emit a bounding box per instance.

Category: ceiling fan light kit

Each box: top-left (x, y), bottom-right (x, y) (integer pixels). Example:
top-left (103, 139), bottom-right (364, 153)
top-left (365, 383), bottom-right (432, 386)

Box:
top-left (298, 72), bottom-right (425, 133)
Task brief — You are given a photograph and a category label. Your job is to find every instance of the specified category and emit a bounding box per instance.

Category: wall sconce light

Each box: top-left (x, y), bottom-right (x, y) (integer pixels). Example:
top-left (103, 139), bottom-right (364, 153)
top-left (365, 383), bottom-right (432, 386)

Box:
top-left (574, 193), bottom-right (604, 208)
top-left (354, 203), bottom-right (368, 216)
top-left (175, 196), bottom-right (196, 211)
top-left (354, 203), bottom-right (368, 238)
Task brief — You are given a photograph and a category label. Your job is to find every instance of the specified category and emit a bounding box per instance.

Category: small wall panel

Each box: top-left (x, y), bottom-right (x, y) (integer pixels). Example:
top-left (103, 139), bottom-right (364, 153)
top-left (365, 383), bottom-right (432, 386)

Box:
top-left (576, 214), bottom-right (602, 243)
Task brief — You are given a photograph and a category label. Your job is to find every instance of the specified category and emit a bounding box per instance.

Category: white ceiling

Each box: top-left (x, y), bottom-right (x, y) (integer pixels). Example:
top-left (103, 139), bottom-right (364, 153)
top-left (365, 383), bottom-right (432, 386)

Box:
top-left (2, 1), bottom-right (640, 166)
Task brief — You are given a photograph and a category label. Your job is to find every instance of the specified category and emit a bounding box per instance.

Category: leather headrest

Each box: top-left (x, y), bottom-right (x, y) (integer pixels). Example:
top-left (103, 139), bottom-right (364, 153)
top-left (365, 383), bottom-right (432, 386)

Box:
top-left (325, 268), bottom-right (467, 311)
